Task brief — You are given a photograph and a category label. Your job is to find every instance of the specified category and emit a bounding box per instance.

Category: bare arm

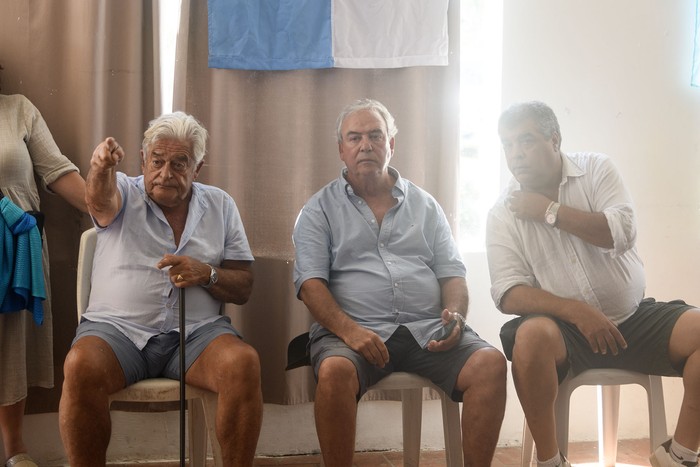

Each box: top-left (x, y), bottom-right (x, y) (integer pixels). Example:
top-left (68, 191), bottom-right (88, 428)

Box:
top-left (427, 276), bottom-right (469, 352)
top-left (299, 278), bottom-right (389, 367)
top-left (556, 205), bottom-right (613, 248)
top-left (203, 260), bottom-right (253, 304)
top-left (439, 276), bottom-right (469, 317)
top-left (157, 256), bottom-right (253, 305)
top-left (509, 190), bottom-right (613, 248)
top-left (47, 171), bottom-right (87, 213)
top-left (500, 284), bottom-right (627, 355)
top-left (86, 137), bottom-right (124, 227)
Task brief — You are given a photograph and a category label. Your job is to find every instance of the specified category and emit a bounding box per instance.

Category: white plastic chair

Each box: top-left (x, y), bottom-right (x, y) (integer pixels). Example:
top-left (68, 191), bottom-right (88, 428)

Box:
top-left (366, 372), bottom-right (463, 467)
top-left (76, 227), bottom-right (223, 467)
top-left (286, 334), bottom-right (463, 466)
top-left (520, 368), bottom-right (668, 467)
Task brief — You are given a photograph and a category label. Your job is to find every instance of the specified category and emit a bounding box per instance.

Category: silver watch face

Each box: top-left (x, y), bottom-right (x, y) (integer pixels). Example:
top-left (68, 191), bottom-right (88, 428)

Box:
top-left (546, 212), bottom-right (556, 225)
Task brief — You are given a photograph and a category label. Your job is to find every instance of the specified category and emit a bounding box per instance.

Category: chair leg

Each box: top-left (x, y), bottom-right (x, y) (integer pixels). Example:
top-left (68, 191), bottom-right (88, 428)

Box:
top-left (401, 388), bottom-right (423, 467)
top-left (188, 397), bottom-right (208, 467)
top-left (647, 376), bottom-right (668, 452)
top-left (201, 391), bottom-right (222, 467)
top-left (521, 420), bottom-right (534, 467)
top-left (440, 395), bottom-right (462, 467)
top-left (600, 385), bottom-right (620, 467)
top-left (554, 380), bottom-right (573, 458)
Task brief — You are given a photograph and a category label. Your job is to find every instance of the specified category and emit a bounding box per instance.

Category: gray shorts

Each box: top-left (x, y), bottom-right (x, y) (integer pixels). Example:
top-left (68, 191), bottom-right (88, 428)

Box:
top-left (500, 297), bottom-right (693, 383)
top-left (73, 317), bottom-right (239, 386)
top-left (310, 324), bottom-right (493, 402)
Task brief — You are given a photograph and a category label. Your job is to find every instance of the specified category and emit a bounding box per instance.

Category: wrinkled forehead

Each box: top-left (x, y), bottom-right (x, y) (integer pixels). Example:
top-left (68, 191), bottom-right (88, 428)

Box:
top-left (498, 117), bottom-right (541, 140)
top-left (146, 138), bottom-right (194, 158)
top-left (342, 109), bottom-right (387, 133)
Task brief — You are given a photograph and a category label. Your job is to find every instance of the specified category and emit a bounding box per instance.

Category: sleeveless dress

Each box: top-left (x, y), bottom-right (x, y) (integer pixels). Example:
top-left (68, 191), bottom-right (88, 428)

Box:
top-left (0, 94), bottom-right (79, 404)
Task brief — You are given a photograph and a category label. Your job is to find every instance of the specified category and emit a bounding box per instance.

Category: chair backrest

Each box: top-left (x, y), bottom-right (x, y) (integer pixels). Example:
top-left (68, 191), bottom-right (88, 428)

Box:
top-left (76, 227), bottom-right (97, 322)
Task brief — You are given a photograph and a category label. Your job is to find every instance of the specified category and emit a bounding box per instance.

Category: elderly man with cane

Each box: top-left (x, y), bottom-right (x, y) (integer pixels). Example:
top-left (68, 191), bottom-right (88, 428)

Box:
top-left (59, 112), bottom-right (263, 466)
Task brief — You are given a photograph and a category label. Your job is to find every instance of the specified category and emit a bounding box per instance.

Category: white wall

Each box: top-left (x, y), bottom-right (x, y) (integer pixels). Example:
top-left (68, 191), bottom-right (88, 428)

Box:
top-left (498, 0), bottom-right (700, 446)
top-left (15, 1), bottom-right (700, 464)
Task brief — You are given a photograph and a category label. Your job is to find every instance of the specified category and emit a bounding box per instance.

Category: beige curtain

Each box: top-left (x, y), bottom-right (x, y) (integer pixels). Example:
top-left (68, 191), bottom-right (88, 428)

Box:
top-left (175, 0), bottom-right (461, 404)
top-left (0, 0), bottom-right (159, 413)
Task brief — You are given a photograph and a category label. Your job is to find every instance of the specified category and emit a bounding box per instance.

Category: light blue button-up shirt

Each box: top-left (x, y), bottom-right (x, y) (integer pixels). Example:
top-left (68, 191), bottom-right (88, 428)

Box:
top-left (84, 173), bottom-right (254, 349)
top-left (293, 167), bottom-right (466, 348)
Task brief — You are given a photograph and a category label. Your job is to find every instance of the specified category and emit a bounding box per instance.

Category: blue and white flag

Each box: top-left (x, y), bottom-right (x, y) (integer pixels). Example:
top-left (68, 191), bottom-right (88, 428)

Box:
top-left (208, 0), bottom-right (450, 71)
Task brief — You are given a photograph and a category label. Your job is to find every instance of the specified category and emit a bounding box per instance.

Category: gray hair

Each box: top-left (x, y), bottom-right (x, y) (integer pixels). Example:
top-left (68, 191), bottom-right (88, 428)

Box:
top-left (335, 98), bottom-right (398, 143)
top-left (498, 101), bottom-right (561, 149)
top-left (142, 111), bottom-right (208, 164)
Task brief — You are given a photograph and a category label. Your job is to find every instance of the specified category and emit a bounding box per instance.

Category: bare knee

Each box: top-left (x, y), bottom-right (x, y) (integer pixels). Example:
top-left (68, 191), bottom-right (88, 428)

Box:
top-left (669, 308), bottom-right (700, 364)
top-left (512, 317), bottom-right (566, 364)
top-left (63, 337), bottom-right (123, 395)
top-left (217, 344), bottom-right (262, 393)
top-left (228, 344), bottom-right (261, 377)
top-left (458, 348), bottom-right (507, 393)
top-left (317, 357), bottom-right (360, 397)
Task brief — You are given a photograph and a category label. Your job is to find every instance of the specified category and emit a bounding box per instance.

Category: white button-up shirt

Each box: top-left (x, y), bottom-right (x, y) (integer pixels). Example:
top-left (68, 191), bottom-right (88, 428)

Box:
top-left (486, 152), bottom-right (645, 325)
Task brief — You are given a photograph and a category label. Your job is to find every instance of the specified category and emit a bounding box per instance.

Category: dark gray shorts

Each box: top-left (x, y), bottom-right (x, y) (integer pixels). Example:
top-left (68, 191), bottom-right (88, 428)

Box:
top-left (500, 297), bottom-right (693, 383)
top-left (310, 324), bottom-right (493, 402)
top-left (73, 317), bottom-right (239, 386)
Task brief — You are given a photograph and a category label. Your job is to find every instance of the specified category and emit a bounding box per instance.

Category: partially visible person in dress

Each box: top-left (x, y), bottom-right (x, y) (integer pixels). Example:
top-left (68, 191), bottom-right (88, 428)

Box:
top-left (0, 64), bottom-right (87, 467)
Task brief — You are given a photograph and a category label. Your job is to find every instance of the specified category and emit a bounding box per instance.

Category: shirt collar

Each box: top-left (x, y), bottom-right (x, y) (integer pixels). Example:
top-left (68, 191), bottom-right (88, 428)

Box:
top-left (340, 166), bottom-right (406, 197)
top-left (134, 175), bottom-right (205, 251)
top-left (560, 152), bottom-right (586, 184)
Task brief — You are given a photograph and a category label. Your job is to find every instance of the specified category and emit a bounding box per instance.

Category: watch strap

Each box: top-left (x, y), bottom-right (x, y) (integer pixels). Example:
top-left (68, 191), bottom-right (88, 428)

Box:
top-left (545, 201), bottom-right (561, 227)
top-left (202, 264), bottom-right (217, 288)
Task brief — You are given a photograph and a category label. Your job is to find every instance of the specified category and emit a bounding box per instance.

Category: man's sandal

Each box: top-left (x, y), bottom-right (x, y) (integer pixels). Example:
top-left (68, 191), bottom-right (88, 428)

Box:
top-left (5, 453), bottom-right (38, 467)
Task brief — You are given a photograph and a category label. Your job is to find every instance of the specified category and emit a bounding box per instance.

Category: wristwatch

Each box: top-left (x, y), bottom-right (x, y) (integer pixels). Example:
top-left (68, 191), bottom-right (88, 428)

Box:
top-left (451, 312), bottom-right (467, 330)
top-left (203, 264), bottom-right (218, 289)
top-left (545, 201), bottom-right (561, 227)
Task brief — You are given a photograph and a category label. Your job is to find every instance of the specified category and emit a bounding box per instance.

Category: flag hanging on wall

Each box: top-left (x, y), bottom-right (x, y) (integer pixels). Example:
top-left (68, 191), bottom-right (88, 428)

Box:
top-left (208, 0), bottom-right (450, 71)
top-left (693, 0), bottom-right (700, 86)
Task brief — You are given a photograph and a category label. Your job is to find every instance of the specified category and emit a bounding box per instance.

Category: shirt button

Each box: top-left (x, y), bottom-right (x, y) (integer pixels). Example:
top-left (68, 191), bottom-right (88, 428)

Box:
top-left (380, 243), bottom-right (385, 247)
top-left (371, 219), bottom-right (376, 223)
top-left (394, 283), bottom-right (398, 287)
top-left (387, 261), bottom-right (392, 265)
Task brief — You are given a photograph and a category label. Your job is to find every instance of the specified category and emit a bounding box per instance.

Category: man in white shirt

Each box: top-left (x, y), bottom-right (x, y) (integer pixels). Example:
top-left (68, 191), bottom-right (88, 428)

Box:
top-left (486, 101), bottom-right (700, 467)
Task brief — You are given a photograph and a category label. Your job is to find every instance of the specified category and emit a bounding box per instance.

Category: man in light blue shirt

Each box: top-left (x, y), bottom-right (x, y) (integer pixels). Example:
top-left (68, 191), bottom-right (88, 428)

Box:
top-left (293, 98), bottom-right (506, 466)
top-left (59, 112), bottom-right (262, 466)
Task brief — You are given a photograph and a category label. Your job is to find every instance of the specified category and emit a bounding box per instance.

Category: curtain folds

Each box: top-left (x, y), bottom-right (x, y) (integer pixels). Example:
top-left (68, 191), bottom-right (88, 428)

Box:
top-left (175, 0), bottom-right (461, 404)
top-left (0, 0), bottom-right (159, 413)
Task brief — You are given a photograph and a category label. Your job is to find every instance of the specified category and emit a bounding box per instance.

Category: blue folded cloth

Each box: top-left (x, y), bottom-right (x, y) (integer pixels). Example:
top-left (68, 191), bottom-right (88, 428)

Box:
top-left (0, 197), bottom-right (45, 324)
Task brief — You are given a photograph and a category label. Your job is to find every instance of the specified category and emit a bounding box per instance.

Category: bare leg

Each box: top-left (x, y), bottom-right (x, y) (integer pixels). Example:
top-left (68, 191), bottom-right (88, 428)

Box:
top-left (58, 336), bottom-right (125, 467)
top-left (668, 309), bottom-right (700, 451)
top-left (454, 347), bottom-right (507, 466)
top-left (186, 334), bottom-right (263, 466)
top-left (313, 356), bottom-right (360, 467)
top-left (0, 399), bottom-right (27, 462)
top-left (511, 317), bottom-right (568, 461)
